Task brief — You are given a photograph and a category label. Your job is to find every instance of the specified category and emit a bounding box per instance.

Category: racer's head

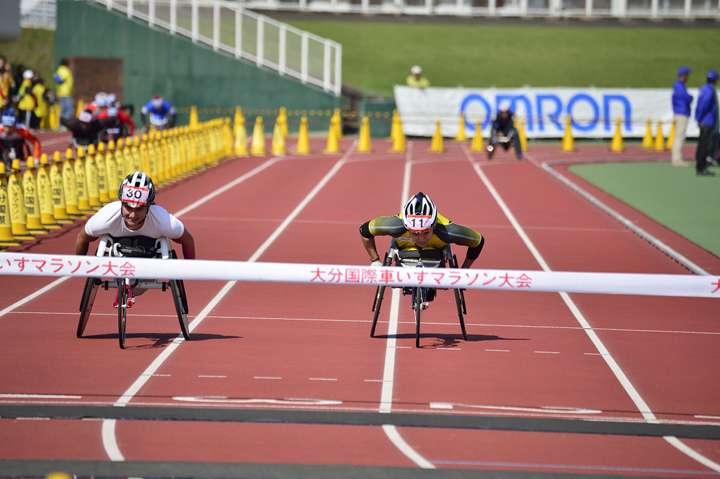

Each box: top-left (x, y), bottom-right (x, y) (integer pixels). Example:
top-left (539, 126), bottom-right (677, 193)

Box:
top-left (498, 100), bottom-right (512, 119)
top-left (118, 171), bottom-right (156, 230)
top-left (78, 109), bottom-right (94, 131)
top-left (402, 192), bottom-right (437, 247)
top-left (106, 93), bottom-right (117, 107)
top-left (151, 94), bottom-right (164, 109)
top-left (94, 92), bottom-right (107, 109)
top-left (1, 109), bottom-right (17, 131)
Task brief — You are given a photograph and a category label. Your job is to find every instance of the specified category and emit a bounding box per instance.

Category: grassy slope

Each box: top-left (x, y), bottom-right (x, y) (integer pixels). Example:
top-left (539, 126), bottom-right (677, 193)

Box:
top-left (569, 162), bottom-right (720, 257)
top-left (0, 28), bottom-right (57, 90)
top-left (286, 21), bottom-right (720, 89)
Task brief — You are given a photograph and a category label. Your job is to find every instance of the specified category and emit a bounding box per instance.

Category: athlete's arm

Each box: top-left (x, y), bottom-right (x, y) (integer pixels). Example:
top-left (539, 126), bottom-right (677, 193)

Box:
top-left (19, 128), bottom-right (41, 158)
top-left (75, 228), bottom-right (99, 255)
top-left (172, 227), bottom-right (196, 259)
top-left (434, 223), bottom-right (484, 268)
top-left (359, 216), bottom-right (405, 264)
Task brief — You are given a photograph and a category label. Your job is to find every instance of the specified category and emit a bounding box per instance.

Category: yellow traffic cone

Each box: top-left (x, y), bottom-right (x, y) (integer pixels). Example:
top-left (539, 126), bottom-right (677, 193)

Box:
top-left (250, 117), bottom-right (266, 156)
top-left (23, 157), bottom-right (49, 234)
top-left (63, 148), bottom-right (81, 217)
top-left (653, 120), bottom-right (666, 151)
top-left (190, 106), bottom-right (199, 129)
top-left (233, 106), bottom-right (243, 133)
top-left (49, 151), bottom-right (72, 223)
top-left (295, 116), bottom-right (312, 155)
top-left (272, 122), bottom-right (286, 155)
top-left (234, 111), bottom-right (248, 157)
top-left (75, 147), bottom-right (93, 213)
top-left (642, 118), bottom-right (654, 149)
top-left (561, 116), bottom-right (575, 152)
top-left (334, 109), bottom-right (344, 139)
top-left (85, 144), bottom-right (101, 210)
top-left (387, 110), bottom-right (400, 142)
top-left (277, 107), bottom-right (288, 138)
top-left (518, 118), bottom-right (528, 153)
top-left (8, 160), bottom-right (35, 240)
top-left (389, 113), bottom-right (406, 153)
top-left (454, 113), bottom-right (468, 142)
top-left (429, 120), bottom-right (444, 153)
top-left (357, 116), bottom-right (372, 153)
top-left (96, 143), bottom-right (110, 204)
top-left (36, 154), bottom-right (62, 228)
top-left (0, 162), bottom-right (22, 246)
top-left (471, 120), bottom-right (484, 152)
top-left (610, 117), bottom-right (624, 152)
top-left (324, 117), bottom-right (341, 154)
top-left (667, 120), bottom-right (676, 151)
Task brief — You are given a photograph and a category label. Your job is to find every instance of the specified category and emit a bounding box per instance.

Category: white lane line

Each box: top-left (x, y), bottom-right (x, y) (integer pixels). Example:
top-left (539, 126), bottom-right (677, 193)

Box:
top-left (465, 146), bottom-right (720, 473)
top-left (535, 351), bottom-right (560, 354)
top-left (309, 378), bottom-right (338, 381)
top-left (254, 377), bottom-right (282, 380)
top-left (198, 375), bottom-right (226, 378)
top-left (379, 142), bottom-right (435, 470)
top-left (486, 349), bottom-right (510, 352)
top-left (0, 277), bottom-right (69, 319)
top-left (103, 146), bottom-right (357, 461)
top-left (0, 393), bottom-right (81, 399)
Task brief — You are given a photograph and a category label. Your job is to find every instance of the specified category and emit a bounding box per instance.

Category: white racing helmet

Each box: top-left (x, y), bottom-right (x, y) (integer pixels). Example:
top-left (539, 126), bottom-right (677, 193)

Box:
top-left (402, 192), bottom-right (437, 232)
top-left (118, 171), bottom-right (156, 208)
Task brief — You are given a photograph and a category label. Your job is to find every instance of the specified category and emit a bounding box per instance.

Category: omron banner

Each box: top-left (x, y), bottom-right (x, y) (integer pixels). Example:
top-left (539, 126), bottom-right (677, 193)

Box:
top-left (394, 86), bottom-right (700, 139)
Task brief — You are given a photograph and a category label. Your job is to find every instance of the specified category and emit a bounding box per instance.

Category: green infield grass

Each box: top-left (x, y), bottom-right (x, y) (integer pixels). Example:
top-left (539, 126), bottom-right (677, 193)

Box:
top-left (285, 21), bottom-right (720, 90)
top-left (569, 161), bottom-right (720, 258)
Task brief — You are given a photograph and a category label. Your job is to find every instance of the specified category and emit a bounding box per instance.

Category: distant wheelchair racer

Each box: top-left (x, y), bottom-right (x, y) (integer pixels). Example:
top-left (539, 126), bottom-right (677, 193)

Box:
top-left (141, 94), bottom-right (177, 132)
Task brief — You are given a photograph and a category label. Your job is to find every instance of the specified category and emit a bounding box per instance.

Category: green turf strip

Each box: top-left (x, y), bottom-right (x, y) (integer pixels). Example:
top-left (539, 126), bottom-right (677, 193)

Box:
top-left (568, 162), bottom-right (720, 258)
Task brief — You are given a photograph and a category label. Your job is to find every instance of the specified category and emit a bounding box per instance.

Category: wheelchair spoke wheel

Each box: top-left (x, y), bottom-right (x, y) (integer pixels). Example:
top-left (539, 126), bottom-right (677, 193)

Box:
top-left (118, 280), bottom-right (127, 349)
top-left (454, 288), bottom-right (468, 341)
top-left (370, 286), bottom-right (386, 337)
top-left (77, 278), bottom-right (100, 338)
top-left (414, 287), bottom-right (422, 348)
top-left (170, 280), bottom-right (190, 340)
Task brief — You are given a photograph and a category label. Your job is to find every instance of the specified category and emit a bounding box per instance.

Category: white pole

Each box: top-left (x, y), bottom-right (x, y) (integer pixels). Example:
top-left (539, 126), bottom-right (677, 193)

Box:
top-left (335, 44), bottom-right (342, 97)
top-left (323, 41), bottom-right (331, 92)
top-left (235, 8), bottom-right (243, 59)
top-left (301, 33), bottom-right (308, 84)
top-left (488, 0), bottom-right (496, 16)
top-left (170, 0), bottom-right (177, 34)
top-left (127, 0), bottom-right (133, 19)
top-left (149, 0), bottom-right (155, 27)
top-left (192, 0), bottom-right (198, 43)
top-left (279, 25), bottom-right (287, 76)
top-left (363, 0), bottom-right (369, 14)
top-left (684, 0), bottom-right (691, 16)
top-left (651, 0), bottom-right (658, 16)
top-left (257, 17), bottom-right (264, 68)
top-left (107, 0), bottom-right (113, 12)
top-left (213, 2), bottom-right (220, 51)
top-left (586, 0), bottom-right (592, 16)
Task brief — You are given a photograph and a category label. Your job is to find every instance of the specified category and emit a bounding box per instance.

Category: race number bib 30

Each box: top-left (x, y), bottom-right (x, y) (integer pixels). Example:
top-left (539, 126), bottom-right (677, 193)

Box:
top-left (122, 185), bottom-right (150, 206)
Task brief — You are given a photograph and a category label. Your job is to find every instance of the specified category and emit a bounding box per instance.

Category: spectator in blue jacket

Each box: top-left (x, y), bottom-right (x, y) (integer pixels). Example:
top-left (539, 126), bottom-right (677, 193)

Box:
top-left (671, 66), bottom-right (693, 167)
top-left (694, 70), bottom-right (718, 176)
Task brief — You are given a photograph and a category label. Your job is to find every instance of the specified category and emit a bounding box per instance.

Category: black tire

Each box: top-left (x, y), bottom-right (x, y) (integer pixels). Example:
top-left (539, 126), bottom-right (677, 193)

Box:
top-left (77, 278), bottom-right (100, 338)
top-left (454, 288), bottom-right (468, 341)
top-left (370, 286), bottom-right (385, 337)
top-left (118, 280), bottom-right (127, 349)
top-left (170, 279), bottom-right (190, 340)
top-left (414, 287), bottom-right (422, 348)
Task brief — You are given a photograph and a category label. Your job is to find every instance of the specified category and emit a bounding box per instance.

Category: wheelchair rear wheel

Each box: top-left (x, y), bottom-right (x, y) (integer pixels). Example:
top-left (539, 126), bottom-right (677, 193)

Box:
top-left (370, 253), bottom-right (390, 337)
top-left (449, 254), bottom-right (468, 341)
top-left (117, 280), bottom-right (127, 349)
top-left (77, 278), bottom-right (100, 338)
top-left (170, 279), bottom-right (190, 340)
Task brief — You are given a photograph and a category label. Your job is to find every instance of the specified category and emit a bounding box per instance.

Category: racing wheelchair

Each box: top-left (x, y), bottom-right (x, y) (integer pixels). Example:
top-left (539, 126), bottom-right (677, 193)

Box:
top-left (370, 239), bottom-right (467, 348)
top-left (77, 234), bottom-right (190, 349)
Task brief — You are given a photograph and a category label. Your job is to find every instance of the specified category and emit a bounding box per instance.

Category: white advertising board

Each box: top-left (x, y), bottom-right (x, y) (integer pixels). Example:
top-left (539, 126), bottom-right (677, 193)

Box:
top-left (394, 86), bottom-right (701, 139)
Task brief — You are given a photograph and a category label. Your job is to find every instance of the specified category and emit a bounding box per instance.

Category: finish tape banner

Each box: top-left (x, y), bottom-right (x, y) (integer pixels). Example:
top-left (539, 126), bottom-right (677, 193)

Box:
top-left (1, 253), bottom-right (718, 298)
top-left (394, 86), bottom-right (700, 139)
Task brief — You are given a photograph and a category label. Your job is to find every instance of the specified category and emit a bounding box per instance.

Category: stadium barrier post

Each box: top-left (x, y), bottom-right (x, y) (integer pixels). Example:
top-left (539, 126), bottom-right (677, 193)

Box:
top-left (8, 159), bottom-right (36, 240)
top-left (22, 157), bottom-right (49, 234)
top-left (190, 106), bottom-right (199, 128)
top-left (387, 109), bottom-right (399, 142)
top-left (324, 116), bottom-right (341, 154)
top-left (295, 116), bottom-right (311, 154)
top-left (334, 108), bottom-right (345, 139)
top-left (666, 119), bottom-right (676, 151)
top-left (429, 119), bottom-right (444, 153)
top-left (104, 140), bottom-right (119, 194)
top-left (36, 154), bottom-right (62, 229)
top-left (234, 113), bottom-right (249, 157)
top-left (96, 143), bottom-right (110, 204)
top-left (389, 114), bottom-right (406, 153)
top-left (131, 135), bottom-right (143, 173)
top-left (62, 148), bottom-right (82, 217)
top-left (0, 162), bottom-right (22, 246)
top-left (277, 107), bottom-right (289, 138)
top-left (561, 115), bottom-right (575, 152)
top-left (251, 117), bottom-right (267, 156)
top-left (49, 151), bottom-right (73, 223)
top-left (74, 147), bottom-right (94, 214)
top-left (272, 122), bottom-right (287, 156)
top-left (357, 116), bottom-right (373, 153)
top-left (519, 118), bottom-right (528, 152)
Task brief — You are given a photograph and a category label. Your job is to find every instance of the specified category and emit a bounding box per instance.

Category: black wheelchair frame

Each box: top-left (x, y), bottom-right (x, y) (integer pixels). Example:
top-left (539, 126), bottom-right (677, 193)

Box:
top-left (370, 239), bottom-right (467, 348)
top-left (77, 234), bottom-right (190, 349)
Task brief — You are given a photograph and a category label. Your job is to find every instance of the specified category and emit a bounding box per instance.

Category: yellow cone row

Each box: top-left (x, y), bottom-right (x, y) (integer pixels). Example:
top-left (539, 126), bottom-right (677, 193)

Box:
top-left (0, 118), bottom-right (234, 248)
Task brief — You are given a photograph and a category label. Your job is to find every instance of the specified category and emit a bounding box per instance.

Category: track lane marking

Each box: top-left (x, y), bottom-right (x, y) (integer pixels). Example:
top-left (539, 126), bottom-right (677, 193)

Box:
top-left (103, 145), bottom-right (358, 461)
top-left (464, 146), bottom-right (720, 473)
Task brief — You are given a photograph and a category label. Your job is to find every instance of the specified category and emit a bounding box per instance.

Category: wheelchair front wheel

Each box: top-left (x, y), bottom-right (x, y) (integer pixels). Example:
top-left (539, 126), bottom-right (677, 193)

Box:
top-left (77, 278), bottom-right (100, 338)
top-left (413, 287), bottom-right (423, 348)
top-left (118, 280), bottom-right (127, 349)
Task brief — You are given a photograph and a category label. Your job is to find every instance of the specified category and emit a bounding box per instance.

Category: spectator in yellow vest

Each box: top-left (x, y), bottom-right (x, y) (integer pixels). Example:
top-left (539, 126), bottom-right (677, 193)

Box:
top-left (31, 77), bottom-right (48, 130)
top-left (17, 70), bottom-right (36, 127)
top-left (406, 65), bottom-right (430, 89)
top-left (54, 58), bottom-right (74, 121)
top-left (0, 56), bottom-right (13, 109)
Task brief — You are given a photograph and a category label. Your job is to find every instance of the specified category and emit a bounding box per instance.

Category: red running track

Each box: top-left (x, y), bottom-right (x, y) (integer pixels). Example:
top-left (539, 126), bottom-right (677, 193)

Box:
top-left (0, 136), bottom-right (719, 478)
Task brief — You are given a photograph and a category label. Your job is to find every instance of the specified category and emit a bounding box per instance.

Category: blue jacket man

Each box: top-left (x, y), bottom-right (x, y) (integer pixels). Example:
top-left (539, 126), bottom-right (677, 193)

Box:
top-left (671, 66), bottom-right (693, 166)
top-left (694, 70), bottom-right (719, 176)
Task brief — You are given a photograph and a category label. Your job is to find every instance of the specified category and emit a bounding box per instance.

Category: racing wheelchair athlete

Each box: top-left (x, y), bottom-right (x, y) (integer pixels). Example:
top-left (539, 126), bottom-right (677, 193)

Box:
top-left (487, 100), bottom-right (523, 161)
top-left (75, 172), bottom-right (196, 349)
top-left (359, 192), bottom-right (484, 347)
